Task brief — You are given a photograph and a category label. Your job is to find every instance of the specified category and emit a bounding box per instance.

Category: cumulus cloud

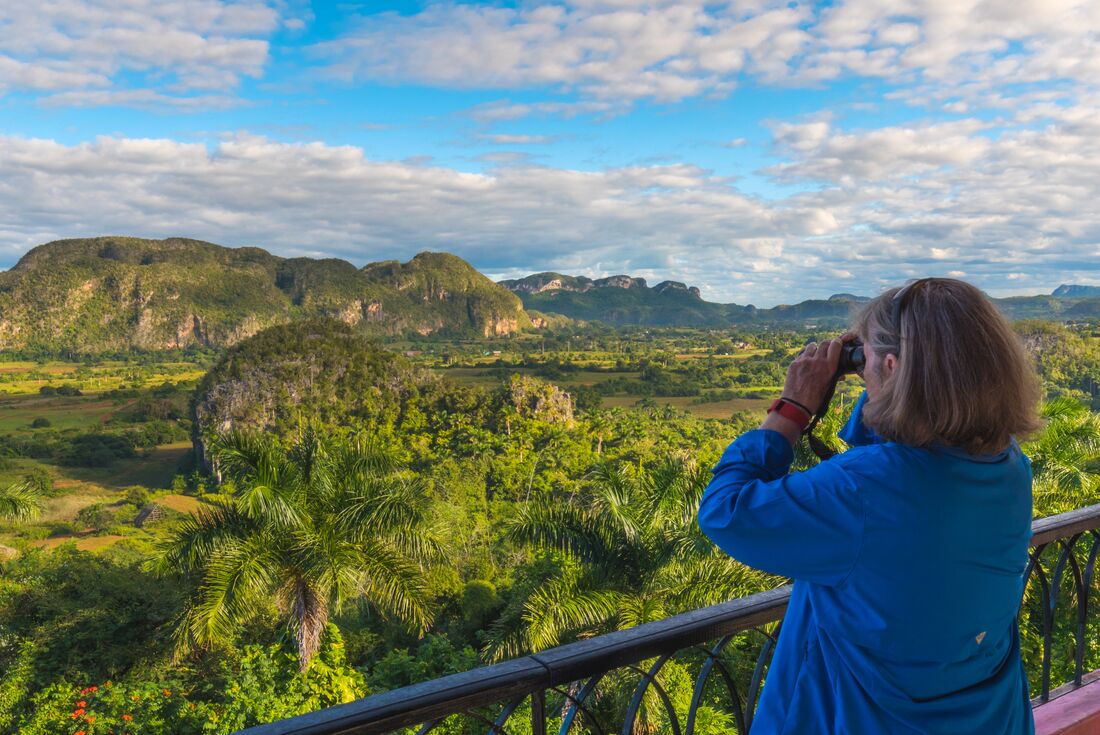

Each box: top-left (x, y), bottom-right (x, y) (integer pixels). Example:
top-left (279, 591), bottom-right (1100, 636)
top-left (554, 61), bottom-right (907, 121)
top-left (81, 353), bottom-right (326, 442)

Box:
top-left (317, 1), bottom-right (810, 104)
top-left (2, 126), bottom-right (1098, 306)
top-left (317, 0), bottom-right (1100, 112)
top-left (0, 0), bottom-right (279, 103)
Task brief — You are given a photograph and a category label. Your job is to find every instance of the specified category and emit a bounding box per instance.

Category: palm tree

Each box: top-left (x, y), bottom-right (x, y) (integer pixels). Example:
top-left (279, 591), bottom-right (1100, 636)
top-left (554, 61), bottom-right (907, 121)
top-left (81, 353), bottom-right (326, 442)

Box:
top-left (1024, 397), bottom-right (1100, 516)
top-left (155, 429), bottom-right (437, 669)
top-left (486, 456), bottom-right (776, 661)
top-left (0, 480), bottom-right (41, 522)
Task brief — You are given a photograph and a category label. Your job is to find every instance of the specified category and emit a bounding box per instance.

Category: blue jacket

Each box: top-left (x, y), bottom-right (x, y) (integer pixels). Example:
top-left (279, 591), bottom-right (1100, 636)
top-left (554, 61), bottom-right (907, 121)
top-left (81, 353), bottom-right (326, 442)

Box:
top-left (698, 392), bottom-right (1035, 734)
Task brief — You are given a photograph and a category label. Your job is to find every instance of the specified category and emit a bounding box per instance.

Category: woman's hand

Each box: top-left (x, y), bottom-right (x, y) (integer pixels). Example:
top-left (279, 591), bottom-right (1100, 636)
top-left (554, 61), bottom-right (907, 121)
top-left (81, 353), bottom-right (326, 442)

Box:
top-left (782, 338), bottom-right (844, 415)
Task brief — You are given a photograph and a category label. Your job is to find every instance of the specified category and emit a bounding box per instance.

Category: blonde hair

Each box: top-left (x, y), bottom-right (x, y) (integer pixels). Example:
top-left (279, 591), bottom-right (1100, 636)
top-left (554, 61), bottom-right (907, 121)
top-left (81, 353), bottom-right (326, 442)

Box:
top-left (853, 278), bottom-right (1041, 454)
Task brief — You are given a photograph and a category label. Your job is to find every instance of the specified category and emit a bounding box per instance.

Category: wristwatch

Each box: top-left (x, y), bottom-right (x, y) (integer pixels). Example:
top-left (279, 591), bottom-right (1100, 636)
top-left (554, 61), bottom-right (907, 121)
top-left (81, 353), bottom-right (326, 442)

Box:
top-left (767, 397), bottom-right (813, 431)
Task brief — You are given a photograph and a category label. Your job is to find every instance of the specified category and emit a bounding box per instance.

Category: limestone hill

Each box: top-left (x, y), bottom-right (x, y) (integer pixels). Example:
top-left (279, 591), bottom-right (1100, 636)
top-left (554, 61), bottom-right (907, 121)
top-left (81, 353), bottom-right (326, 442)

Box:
top-left (0, 237), bottom-right (530, 352)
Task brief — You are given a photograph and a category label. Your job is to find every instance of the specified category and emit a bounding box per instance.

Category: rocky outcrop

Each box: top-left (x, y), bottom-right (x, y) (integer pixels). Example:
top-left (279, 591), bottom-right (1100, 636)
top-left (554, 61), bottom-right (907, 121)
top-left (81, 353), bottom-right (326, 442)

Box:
top-left (653, 280), bottom-right (701, 297)
top-left (0, 237), bottom-right (536, 350)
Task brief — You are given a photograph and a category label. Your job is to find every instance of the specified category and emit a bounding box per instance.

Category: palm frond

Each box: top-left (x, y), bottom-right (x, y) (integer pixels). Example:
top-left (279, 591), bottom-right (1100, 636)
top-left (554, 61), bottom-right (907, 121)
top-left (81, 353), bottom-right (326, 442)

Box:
top-left (338, 475), bottom-right (432, 537)
top-left (658, 557), bottom-right (779, 611)
top-left (357, 538), bottom-right (433, 632)
top-left (182, 534), bottom-right (280, 650)
top-left (586, 462), bottom-right (643, 543)
top-left (508, 500), bottom-right (612, 566)
top-left (152, 502), bottom-right (257, 576)
top-left (522, 575), bottom-right (622, 652)
top-left (0, 480), bottom-right (41, 522)
top-left (616, 594), bottom-right (667, 629)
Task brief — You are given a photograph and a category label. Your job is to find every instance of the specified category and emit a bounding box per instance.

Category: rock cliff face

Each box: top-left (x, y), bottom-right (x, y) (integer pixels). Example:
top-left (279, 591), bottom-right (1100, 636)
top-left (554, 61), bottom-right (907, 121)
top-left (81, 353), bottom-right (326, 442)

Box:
top-left (500, 272), bottom-right (648, 294)
top-left (0, 237), bottom-right (533, 351)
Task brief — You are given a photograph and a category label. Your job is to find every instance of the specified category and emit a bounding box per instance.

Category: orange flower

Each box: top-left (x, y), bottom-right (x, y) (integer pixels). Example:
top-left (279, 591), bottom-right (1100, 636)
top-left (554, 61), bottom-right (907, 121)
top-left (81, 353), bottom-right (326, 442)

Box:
top-left (75, 731), bottom-right (85, 735)
top-left (76, 701), bottom-right (86, 708)
top-left (131, 694), bottom-right (140, 702)
top-left (89, 686), bottom-right (98, 692)
top-left (162, 689), bottom-right (171, 697)
top-left (122, 714), bottom-right (133, 722)
top-left (105, 681), bottom-right (112, 687)
top-left (86, 716), bottom-right (95, 724)
top-left (72, 708), bottom-right (85, 717)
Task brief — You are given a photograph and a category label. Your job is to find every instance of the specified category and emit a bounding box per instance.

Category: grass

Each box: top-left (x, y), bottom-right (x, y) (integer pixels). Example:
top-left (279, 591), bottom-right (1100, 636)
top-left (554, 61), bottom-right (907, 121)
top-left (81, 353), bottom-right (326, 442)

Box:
top-left (0, 394), bottom-right (118, 432)
top-left (39, 491), bottom-right (113, 522)
top-left (29, 534), bottom-right (126, 551)
top-left (0, 359), bottom-right (206, 396)
top-left (60, 442), bottom-right (191, 490)
top-left (156, 494), bottom-right (202, 513)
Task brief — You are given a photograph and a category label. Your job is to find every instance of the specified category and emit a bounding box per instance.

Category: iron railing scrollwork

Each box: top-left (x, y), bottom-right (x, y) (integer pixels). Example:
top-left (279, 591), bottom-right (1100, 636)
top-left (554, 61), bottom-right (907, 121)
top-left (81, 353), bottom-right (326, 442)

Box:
top-left (241, 504), bottom-right (1100, 735)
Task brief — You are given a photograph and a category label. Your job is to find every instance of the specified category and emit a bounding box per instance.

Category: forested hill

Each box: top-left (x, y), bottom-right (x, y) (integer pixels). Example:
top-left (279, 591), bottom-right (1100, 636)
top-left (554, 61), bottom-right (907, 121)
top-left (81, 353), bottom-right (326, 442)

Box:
top-left (0, 237), bottom-right (530, 352)
top-left (1, 237), bottom-right (1097, 352)
top-left (501, 272), bottom-right (1100, 327)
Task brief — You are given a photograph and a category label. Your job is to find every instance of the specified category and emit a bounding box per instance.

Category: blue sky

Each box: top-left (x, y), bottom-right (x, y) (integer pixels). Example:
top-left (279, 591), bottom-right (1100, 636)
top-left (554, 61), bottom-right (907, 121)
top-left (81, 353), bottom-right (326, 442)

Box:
top-left (0, 0), bottom-right (1098, 306)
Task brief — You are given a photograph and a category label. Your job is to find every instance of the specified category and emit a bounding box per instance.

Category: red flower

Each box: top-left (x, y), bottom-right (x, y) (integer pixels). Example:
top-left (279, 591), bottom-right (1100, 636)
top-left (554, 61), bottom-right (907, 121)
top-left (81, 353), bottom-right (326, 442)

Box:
top-left (72, 708), bottom-right (85, 718)
top-left (86, 716), bottom-right (95, 724)
top-left (76, 701), bottom-right (86, 708)
top-left (75, 731), bottom-right (85, 735)
top-left (122, 713), bottom-right (133, 722)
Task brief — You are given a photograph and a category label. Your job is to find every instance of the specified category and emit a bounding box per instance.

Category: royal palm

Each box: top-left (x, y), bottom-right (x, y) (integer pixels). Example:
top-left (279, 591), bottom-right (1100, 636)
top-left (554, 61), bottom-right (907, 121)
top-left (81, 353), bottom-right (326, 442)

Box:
top-left (488, 456), bottom-right (774, 660)
top-left (156, 429), bottom-right (436, 669)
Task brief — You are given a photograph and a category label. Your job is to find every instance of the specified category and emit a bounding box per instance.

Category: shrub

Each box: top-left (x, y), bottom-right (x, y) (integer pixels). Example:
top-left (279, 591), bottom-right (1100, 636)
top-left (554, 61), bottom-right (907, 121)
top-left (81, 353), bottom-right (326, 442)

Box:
top-left (76, 504), bottom-right (115, 533)
top-left (124, 487), bottom-right (149, 508)
top-left (39, 384), bottom-right (82, 397)
top-left (30, 417), bottom-right (50, 429)
top-left (47, 522), bottom-right (78, 537)
top-left (58, 434), bottom-right (135, 467)
top-left (24, 467), bottom-right (55, 496)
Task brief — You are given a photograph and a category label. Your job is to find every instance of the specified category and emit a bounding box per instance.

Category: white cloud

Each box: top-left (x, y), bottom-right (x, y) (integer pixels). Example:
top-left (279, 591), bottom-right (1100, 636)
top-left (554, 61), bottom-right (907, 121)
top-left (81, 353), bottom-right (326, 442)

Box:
top-left (0, 0), bottom-right (279, 104)
top-left (317, 1), bottom-right (811, 104)
top-left (480, 134), bottom-right (558, 145)
top-left (2, 127), bottom-right (1098, 306)
top-left (316, 0), bottom-right (1100, 112)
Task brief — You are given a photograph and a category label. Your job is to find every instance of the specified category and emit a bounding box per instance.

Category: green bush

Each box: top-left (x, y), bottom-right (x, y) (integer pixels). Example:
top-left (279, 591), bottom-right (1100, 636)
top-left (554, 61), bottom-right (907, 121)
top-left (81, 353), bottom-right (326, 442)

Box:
top-left (124, 487), bottom-right (150, 508)
top-left (24, 467), bottom-right (56, 496)
top-left (48, 521), bottom-right (78, 537)
top-left (76, 504), bottom-right (116, 533)
top-left (59, 434), bottom-right (135, 467)
top-left (30, 417), bottom-right (51, 429)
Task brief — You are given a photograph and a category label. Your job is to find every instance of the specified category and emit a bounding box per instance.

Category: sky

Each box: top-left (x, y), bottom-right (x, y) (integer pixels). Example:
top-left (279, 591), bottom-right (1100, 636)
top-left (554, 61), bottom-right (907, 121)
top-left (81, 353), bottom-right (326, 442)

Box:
top-left (1, 1), bottom-right (1099, 307)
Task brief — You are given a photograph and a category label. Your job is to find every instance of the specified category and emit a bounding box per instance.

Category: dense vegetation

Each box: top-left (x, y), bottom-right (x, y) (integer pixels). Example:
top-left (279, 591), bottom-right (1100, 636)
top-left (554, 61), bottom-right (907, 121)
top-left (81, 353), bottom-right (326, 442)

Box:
top-left (0, 237), bottom-right (530, 352)
top-left (0, 313), bottom-right (1097, 733)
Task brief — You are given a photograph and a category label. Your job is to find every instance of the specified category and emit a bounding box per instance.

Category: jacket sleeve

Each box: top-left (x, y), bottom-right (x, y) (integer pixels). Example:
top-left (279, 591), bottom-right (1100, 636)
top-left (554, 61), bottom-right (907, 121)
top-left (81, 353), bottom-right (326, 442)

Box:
top-left (837, 390), bottom-right (880, 447)
top-left (698, 429), bottom-right (865, 586)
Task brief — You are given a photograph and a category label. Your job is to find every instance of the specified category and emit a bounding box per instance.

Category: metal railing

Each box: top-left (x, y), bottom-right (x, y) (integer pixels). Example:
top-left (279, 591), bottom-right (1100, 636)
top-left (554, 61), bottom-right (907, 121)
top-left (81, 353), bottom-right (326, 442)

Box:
top-left (242, 503), bottom-right (1100, 735)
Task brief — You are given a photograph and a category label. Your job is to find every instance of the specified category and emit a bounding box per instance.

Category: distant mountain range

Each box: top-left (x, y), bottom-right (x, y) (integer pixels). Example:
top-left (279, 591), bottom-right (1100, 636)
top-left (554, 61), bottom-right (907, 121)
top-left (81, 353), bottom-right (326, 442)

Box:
top-left (498, 272), bottom-right (1100, 327)
top-left (0, 237), bottom-right (1095, 352)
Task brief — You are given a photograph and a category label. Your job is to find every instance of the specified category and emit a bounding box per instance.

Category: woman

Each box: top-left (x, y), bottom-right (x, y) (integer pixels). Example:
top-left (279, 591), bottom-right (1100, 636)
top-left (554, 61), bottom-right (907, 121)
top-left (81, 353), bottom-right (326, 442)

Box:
top-left (698, 278), bottom-right (1042, 734)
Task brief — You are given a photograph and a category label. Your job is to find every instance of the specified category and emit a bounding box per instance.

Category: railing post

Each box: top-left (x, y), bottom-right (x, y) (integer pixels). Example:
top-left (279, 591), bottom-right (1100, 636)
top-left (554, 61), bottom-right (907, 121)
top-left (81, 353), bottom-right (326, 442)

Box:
top-left (532, 690), bottom-right (546, 735)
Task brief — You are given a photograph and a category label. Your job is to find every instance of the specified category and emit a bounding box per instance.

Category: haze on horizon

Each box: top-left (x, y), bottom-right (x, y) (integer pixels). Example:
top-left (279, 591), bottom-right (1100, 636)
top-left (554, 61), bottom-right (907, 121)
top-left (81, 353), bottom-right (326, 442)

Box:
top-left (1, 0), bottom-right (1098, 308)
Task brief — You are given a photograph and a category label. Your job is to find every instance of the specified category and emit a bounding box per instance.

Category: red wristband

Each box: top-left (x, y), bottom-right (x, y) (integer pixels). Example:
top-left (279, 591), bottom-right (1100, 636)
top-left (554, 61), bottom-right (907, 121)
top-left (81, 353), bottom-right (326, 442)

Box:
top-left (768, 398), bottom-right (812, 431)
